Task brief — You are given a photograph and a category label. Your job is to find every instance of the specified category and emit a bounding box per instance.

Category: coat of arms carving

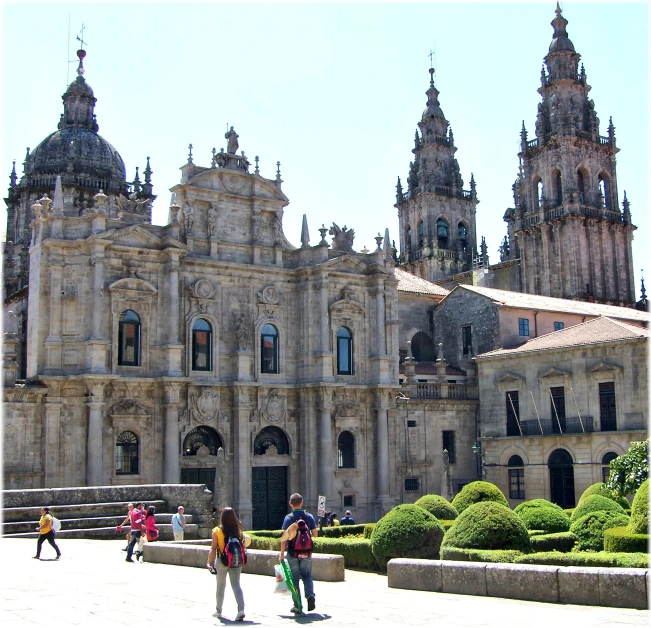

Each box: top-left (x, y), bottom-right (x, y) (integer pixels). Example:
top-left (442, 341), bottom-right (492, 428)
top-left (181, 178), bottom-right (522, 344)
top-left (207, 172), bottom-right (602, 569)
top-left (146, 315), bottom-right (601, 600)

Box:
top-left (190, 388), bottom-right (220, 422)
top-left (261, 388), bottom-right (286, 423)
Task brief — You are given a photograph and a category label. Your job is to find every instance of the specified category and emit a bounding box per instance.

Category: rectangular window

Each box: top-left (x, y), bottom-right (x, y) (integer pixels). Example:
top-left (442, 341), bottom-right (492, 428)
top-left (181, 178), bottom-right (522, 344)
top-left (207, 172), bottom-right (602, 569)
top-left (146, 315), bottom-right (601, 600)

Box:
top-left (599, 382), bottom-right (617, 431)
top-left (343, 495), bottom-right (355, 508)
top-left (554, 321), bottom-right (564, 331)
top-left (442, 430), bottom-right (456, 463)
top-left (407, 419), bottom-right (417, 428)
top-left (602, 466), bottom-right (610, 484)
top-left (462, 325), bottom-right (472, 355)
top-left (550, 386), bottom-right (566, 433)
top-left (518, 318), bottom-right (530, 336)
top-left (505, 391), bottom-right (520, 436)
top-left (404, 478), bottom-right (420, 492)
top-left (508, 468), bottom-right (525, 500)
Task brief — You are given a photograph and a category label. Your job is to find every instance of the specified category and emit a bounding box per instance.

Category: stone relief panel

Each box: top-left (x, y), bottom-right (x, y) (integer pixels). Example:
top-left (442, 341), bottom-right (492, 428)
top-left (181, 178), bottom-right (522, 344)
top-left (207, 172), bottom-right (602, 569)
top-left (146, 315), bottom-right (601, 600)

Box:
top-left (260, 388), bottom-right (287, 424)
top-left (189, 387), bottom-right (220, 424)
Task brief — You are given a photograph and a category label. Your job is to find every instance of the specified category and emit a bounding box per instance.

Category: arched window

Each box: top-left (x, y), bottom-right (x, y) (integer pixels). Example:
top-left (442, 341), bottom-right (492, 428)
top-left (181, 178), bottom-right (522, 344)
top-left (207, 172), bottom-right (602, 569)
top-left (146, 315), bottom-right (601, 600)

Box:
top-left (417, 221), bottom-right (425, 248)
top-left (338, 431), bottom-right (355, 468)
top-left (577, 169), bottom-right (586, 203)
top-left (436, 219), bottom-right (449, 248)
top-left (601, 451), bottom-right (618, 484)
top-left (458, 223), bottom-right (468, 243)
top-left (254, 426), bottom-right (290, 456)
top-left (261, 324), bottom-right (279, 374)
top-left (410, 331), bottom-right (434, 362)
top-left (192, 318), bottom-right (212, 371)
top-left (405, 225), bottom-right (412, 252)
top-left (183, 425), bottom-right (223, 456)
top-left (535, 178), bottom-right (544, 208)
top-left (508, 455), bottom-right (525, 500)
top-left (552, 169), bottom-right (562, 206)
top-left (598, 174), bottom-right (609, 209)
top-left (116, 431), bottom-right (139, 475)
top-left (118, 310), bottom-right (141, 366)
top-left (548, 448), bottom-right (575, 508)
top-left (337, 326), bottom-right (353, 375)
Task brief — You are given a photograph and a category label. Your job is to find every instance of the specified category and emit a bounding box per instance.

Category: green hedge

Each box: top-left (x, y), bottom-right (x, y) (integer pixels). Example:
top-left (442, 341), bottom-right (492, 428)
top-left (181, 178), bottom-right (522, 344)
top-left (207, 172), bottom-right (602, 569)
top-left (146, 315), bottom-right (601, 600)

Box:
top-left (578, 482), bottom-right (630, 510)
top-left (414, 494), bottom-right (458, 520)
top-left (248, 534), bottom-right (281, 551)
top-left (628, 479), bottom-right (649, 535)
top-left (530, 531), bottom-right (577, 553)
top-left (570, 494), bottom-right (626, 523)
top-left (513, 499), bottom-right (570, 533)
top-left (451, 481), bottom-right (509, 515)
top-left (603, 526), bottom-right (649, 554)
top-left (311, 537), bottom-right (379, 569)
top-left (514, 550), bottom-right (648, 569)
top-left (440, 547), bottom-right (523, 563)
top-left (528, 530), bottom-right (547, 537)
top-left (569, 511), bottom-right (630, 551)
top-left (363, 523), bottom-right (375, 539)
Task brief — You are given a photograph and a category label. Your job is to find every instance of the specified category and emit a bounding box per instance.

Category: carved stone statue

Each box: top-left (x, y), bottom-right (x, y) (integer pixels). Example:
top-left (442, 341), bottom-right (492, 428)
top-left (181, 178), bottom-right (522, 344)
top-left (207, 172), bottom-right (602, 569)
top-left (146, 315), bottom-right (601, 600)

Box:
top-left (233, 313), bottom-right (250, 350)
top-left (117, 192), bottom-right (150, 216)
top-left (183, 203), bottom-right (194, 233)
top-left (225, 126), bottom-right (239, 154)
top-left (208, 205), bottom-right (218, 236)
top-left (329, 222), bottom-right (355, 251)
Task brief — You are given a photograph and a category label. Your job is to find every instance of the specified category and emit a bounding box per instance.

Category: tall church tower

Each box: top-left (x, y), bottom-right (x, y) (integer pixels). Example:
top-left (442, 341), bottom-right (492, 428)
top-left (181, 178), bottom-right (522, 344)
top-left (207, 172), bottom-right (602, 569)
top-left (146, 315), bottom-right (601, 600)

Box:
top-left (504, 4), bottom-right (636, 305)
top-left (396, 67), bottom-right (479, 282)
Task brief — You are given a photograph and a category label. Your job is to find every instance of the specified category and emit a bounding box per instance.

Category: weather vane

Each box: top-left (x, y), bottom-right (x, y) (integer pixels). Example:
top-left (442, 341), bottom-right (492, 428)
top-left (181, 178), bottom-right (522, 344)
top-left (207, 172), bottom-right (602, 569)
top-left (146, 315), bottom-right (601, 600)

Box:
top-left (76, 24), bottom-right (87, 50)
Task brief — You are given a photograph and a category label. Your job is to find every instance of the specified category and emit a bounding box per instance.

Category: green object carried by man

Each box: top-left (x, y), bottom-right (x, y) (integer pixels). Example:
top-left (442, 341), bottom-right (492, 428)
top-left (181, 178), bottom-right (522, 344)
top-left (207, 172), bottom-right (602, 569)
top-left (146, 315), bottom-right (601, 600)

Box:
top-left (279, 558), bottom-right (302, 613)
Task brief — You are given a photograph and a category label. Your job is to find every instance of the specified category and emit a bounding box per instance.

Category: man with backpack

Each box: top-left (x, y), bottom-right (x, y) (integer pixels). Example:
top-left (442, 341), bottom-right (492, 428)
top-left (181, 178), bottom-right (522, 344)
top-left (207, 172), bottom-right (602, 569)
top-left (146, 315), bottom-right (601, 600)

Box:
top-left (279, 493), bottom-right (318, 613)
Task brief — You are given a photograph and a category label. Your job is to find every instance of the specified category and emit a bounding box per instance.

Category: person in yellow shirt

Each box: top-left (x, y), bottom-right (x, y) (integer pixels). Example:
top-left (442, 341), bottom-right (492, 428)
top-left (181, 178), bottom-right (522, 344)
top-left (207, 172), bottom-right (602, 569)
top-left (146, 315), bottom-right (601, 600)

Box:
top-left (33, 507), bottom-right (61, 560)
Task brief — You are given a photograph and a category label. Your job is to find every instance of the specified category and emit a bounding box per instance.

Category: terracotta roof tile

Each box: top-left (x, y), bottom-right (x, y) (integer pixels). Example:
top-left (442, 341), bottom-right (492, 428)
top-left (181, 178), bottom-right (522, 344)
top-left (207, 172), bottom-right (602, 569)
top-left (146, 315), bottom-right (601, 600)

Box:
top-left (395, 268), bottom-right (449, 297)
top-left (476, 316), bottom-right (649, 359)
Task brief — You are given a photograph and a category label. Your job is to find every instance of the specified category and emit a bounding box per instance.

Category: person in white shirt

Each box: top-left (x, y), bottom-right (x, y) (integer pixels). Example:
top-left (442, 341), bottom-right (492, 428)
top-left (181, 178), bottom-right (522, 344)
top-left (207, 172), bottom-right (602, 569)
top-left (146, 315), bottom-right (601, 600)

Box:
top-left (171, 505), bottom-right (186, 541)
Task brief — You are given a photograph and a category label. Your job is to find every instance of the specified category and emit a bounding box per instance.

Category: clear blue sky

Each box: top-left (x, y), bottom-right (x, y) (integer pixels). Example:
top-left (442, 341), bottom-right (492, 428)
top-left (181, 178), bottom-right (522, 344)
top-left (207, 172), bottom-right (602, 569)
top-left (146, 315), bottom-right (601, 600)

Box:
top-left (2, 2), bottom-right (648, 296)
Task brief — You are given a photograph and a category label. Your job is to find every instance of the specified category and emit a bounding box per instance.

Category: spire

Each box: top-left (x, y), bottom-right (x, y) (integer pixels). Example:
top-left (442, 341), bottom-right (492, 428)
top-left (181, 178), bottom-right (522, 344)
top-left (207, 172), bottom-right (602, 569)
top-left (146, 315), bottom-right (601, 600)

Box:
top-left (608, 116), bottom-right (616, 146)
top-left (470, 173), bottom-right (476, 199)
top-left (144, 157), bottom-right (152, 184)
top-left (640, 272), bottom-right (647, 302)
top-left (9, 160), bottom-right (17, 187)
top-left (384, 228), bottom-right (392, 258)
top-left (52, 176), bottom-right (64, 216)
top-left (187, 143), bottom-right (193, 164)
top-left (59, 49), bottom-right (98, 132)
top-left (132, 167), bottom-right (141, 194)
top-left (622, 191), bottom-right (631, 223)
top-left (396, 176), bottom-right (403, 203)
top-left (300, 214), bottom-right (310, 248)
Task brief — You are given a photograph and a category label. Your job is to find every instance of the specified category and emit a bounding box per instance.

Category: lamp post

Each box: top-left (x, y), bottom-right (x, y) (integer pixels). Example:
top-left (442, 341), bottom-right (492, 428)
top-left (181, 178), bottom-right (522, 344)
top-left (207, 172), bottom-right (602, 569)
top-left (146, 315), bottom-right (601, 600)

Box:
top-left (471, 441), bottom-right (485, 479)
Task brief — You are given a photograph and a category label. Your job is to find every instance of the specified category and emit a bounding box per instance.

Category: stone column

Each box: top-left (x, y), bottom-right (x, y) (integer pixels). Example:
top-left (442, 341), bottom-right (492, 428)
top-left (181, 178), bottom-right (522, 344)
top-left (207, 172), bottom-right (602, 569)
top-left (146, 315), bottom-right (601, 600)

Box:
top-left (90, 250), bottom-right (105, 339)
top-left (611, 224), bottom-right (622, 300)
top-left (86, 382), bottom-right (106, 486)
top-left (44, 388), bottom-right (63, 487)
top-left (163, 382), bottom-right (183, 483)
top-left (374, 281), bottom-right (386, 356)
top-left (319, 279), bottom-right (329, 353)
top-left (234, 385), bottom-right (253, 527)
top-left (164, 252), bottom-right (183, 376)
top-left (540, 223), bottom-right (552, 296)
top-left (318, 389), bottom-right (333, 501)
top-left (375, 393), bottom-right (390, 509)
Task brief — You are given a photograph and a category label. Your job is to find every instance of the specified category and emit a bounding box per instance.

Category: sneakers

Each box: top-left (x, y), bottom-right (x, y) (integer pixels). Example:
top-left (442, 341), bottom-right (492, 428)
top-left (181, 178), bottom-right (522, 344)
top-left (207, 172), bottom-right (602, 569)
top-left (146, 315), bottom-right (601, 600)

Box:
top-left (135, 551), bottom-right (143, 562)
top-left (56, 555), bottom-right (61, 560)
top-left (235, 611), bottom-right (245, 621)
top-left (307, 596), bottom-right (316, 611)
top-left (125, 558), bottom-right (134, 562)
top-left (122, 547), bottom-right (128, 551)
top-left (290, 607), bottom-right (303, 615)
top-left (212, 612), bottom-right (222, 618)
top-left (32, 556), bottom-right (39, 559)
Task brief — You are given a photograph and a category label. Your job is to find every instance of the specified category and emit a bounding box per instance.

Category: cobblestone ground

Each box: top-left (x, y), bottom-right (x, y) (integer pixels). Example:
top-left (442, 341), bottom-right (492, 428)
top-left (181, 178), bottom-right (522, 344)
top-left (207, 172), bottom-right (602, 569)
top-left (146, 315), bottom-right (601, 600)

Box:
top-left (1, 539), bottom-right (647, 627)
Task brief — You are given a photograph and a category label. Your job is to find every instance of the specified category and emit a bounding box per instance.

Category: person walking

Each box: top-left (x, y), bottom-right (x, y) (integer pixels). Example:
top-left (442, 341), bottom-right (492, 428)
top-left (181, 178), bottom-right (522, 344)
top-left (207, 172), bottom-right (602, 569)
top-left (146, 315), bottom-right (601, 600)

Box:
top-left (279, 493), bottom-right (318, 613)
top-left (125, 502), bottom-right (144, 563)
top-left (171, 506), bottom-right (186, 541)
top-left (118, 503), bottom-right (134, 551)
top-left (33, 507), bottom-right (61, 560)
top-left (340, 510), bottom-right (355, 525)
top-left (206, 507), bottom-right (249, 621)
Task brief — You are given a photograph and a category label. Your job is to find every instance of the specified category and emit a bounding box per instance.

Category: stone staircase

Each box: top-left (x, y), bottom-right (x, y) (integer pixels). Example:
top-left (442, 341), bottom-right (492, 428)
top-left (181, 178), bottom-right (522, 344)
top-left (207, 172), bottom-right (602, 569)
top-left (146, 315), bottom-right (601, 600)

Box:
top-left (2, 484), bottom-right (214, 540)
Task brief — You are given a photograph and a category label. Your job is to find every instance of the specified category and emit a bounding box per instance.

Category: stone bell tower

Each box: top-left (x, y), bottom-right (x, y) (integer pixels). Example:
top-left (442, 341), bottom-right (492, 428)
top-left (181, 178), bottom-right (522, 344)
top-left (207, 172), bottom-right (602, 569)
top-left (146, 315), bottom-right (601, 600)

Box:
top-left (504, 4), bottom-right (636, 305)
top-left (395, 67), bottom-right (479, 282)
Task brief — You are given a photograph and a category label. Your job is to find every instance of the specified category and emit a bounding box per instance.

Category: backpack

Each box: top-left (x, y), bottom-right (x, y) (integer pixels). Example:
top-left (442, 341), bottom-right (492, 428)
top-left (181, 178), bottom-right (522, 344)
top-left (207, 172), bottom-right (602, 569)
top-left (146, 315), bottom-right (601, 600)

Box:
top-left (51, 516), bottom-right (61, 533)
top-left (290, 516), bottom-right (313, 559)
top-left (220, 535), bottom-right (246, 568)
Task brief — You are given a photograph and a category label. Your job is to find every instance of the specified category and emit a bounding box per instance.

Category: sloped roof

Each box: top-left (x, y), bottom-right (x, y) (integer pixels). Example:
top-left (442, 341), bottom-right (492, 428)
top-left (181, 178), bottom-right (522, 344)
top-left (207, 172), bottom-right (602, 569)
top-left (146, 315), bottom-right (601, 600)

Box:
top-left (476, 316), bottom-right (649, 359)
top-left (395, 268), bottom-right (449, 297)
top-left (455, 285), bottom-right (649, 323)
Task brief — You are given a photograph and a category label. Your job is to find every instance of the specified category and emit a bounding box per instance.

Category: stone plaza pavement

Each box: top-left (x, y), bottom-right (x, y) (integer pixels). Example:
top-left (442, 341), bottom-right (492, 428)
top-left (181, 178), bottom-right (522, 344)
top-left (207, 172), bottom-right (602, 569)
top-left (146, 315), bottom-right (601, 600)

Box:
top-left (1, 538), bottom-right (647, 627)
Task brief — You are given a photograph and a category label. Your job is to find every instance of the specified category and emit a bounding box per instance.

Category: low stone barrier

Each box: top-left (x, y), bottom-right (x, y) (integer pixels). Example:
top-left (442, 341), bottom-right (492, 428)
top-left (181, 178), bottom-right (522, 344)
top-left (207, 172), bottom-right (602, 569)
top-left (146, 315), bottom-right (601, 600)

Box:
top-left (387, 558), bottom-right (648, 609)
top-left (143, 543), bottom-right (345, 582)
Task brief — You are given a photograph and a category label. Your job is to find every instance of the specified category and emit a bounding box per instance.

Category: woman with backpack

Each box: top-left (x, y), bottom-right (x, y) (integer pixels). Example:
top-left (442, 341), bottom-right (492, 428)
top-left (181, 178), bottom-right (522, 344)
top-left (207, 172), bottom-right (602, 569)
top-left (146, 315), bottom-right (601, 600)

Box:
top-left (206, 507), bottom-right (251, 622)
top-left (33, 507), bottom-right (61, 560)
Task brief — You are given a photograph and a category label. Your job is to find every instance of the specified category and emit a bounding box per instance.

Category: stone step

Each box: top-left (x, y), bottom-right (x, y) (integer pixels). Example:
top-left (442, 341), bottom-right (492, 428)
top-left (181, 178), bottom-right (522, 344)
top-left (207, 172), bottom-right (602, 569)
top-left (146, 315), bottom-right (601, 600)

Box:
top-left (3, 523), bottom-right (199, 541)
top-left (2, 500), bottom-right (168, 523)
top-left (2, 513), bottom-right (193, 535)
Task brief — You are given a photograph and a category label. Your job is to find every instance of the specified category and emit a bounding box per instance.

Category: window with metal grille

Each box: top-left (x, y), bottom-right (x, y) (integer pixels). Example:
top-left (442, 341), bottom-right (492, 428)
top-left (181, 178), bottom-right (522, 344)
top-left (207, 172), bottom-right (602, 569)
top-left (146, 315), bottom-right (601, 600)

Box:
top-left (508, 455), bottom-right (525, 500)
top-left (404, 477), bottom-right (420, 492)
top-left (116, 431), bottom-right (139, 475)
top-left (518, 318), bottom-right (530, 336)
top-left (554, 321), bottom-right (564, 331)
top-left (462, 325), bottom-right (472, 355)
top-left (192, 318), bottom-right (212, 371)
top-left (337, 326), bottom-right (353, 375)
top-left (599, 382), bottom-right (617, 431)
top-left (407, 420), bottom-right (417, 428)
top-left (550, 386), bottom-right (566, 433)
top-left (601, 451), bottom-right (618, 484)
top-left (337, 431), bottom-right (355, 468)
top-left (442, 430), bottom-right (455, 463)
top-left (506, 391), bottom-right (520, 436)
top-left (260, 324), bottom-right (279, 373)
top-left (118, 310), bottom-right (141, 366)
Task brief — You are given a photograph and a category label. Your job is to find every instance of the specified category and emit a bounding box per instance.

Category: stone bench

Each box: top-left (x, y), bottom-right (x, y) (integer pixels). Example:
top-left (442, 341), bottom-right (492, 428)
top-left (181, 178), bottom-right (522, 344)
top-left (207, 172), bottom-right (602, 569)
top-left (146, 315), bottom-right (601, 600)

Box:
top-left (387, 559), bottom-right (648, 609)
top-left (2, 500), bottom-right (169, 523)
top-left (6, 523), bottom-right (199, 541)
top-left (143, 543), bottom-right (345, 582)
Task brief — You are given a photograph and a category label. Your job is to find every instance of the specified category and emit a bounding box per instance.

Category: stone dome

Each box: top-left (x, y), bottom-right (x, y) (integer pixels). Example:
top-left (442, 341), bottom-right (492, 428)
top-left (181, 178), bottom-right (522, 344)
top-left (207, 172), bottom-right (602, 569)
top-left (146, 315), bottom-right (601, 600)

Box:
top-left (549, 36), bottom-right (575, 53)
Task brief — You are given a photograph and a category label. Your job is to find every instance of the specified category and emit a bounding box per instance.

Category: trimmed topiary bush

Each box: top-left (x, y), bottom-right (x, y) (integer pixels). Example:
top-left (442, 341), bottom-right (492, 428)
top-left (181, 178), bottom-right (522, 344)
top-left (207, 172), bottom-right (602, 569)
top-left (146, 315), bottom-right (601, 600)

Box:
top-left (370, 504), bottom-right (445, 567)
top-left (514, 550), bottom-right (648, 568)
top-left (569, 494), bottom-right (626, 523)
top-left (530, 531), bottom-right (577, 553)
top-left (363, 523), bottom-right (375, 539)
top-left (578, 482), bottom-right (629, 510)
top-left (603, 526), bottom-right (649, 554)
top-left (414, 494), bottom-right (458, 520)
top-left (627, 479), bottom-right (649, 534)
top-left (569, 510), bottom-right (630, 551)
top-left (440, 547), bottom-right (523, 563)
top-left (441, 501), bottom-right (531, 552)
top-left (451, 481), bottom-right (509, 515)
top-left (514, 499), bottom-right (571, 533)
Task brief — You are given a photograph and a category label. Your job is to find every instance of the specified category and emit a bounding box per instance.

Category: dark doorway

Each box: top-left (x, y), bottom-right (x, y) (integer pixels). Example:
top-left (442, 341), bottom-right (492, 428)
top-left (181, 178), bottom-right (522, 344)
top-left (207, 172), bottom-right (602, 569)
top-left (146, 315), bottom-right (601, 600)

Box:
top-left (548, 448), bottom-right (575, 508)
top-left (252, 466), bottom-right (287, 531)
top-left (181, 467), bottom-right (215, 495)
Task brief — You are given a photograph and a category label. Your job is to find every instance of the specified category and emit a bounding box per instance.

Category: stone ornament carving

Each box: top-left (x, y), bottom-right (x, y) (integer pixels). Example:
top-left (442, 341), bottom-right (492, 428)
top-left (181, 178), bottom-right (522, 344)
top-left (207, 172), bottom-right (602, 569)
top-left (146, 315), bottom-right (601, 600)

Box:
top-left (117, 193), bottom-right (151, 216)
top-left (183, 203), bottom-right (194, 233)
top-left (4, 424), bottom-right (20, 462)
top-left (111, 399), bottom-right (148, 415)
top-left (190, 388), bottom-right (220, 423)
top-left (335, 401), bottom-right (357, 417)
top-left (208, 205), bottom-right (218, 236)
top-left (190, 279), bottom-right (215, 300)
top-left (261, 388), bottom-right (286, 423)
top-left (329, 223), bottom-right (355, 251)
top-left (232, 313), bottom-right (251, 350)
top-left (257, 285), bottom-right (281, 305)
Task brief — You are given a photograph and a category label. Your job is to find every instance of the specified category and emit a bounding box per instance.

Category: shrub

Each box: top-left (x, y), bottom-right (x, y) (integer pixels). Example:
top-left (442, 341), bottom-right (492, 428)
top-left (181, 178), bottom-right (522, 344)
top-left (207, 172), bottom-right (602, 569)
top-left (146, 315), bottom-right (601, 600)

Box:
top-left (569, 511), bottom-right (630, 551)
top-left (513, 499), bottom-right (571, 533)
top-left (441, 502), bottom-right (531, 552)
top-left (578, 482), bottom-right (629, 510)
top-left (605, 439), bottom-right (648, 497)
top-left (414, 494), bottom-right (458, 520)
top-left (312, 537), bottom-right (379, 569)
top-left (514, 551), bottom-right (648, 569)
top-left (451, 481), bottom-right (509, 515)
top-left (528, 530), bottom-right (547, 537)
top-left (627, 479), bottom-right (649, 534)
top-left (318, 524), bottom-right (367, 538)
top-left (569, 494), bottom-right (626, 523)
top-left (440, 547), bottom-right (523, 563)
top-left (603, 526), bottom-right (649, 554)
top-left (440, 520), bottom-right (455, 531)
top-left (530, 531), bottom-right (577, 553)
top-left (363, 523), bottom-right (375, 539)
top-left (370, 504), bottom-right (445, 568)
top-left (247, 534), bottom-right (280, 551)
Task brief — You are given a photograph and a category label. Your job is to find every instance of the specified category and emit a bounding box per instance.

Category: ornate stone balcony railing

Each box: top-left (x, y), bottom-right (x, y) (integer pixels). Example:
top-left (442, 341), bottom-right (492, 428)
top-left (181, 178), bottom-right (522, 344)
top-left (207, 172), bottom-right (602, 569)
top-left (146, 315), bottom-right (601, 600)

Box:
top-left (415, 382), bottom-right (478, 401)
top-left (518, 416), bottom-right (595, 436)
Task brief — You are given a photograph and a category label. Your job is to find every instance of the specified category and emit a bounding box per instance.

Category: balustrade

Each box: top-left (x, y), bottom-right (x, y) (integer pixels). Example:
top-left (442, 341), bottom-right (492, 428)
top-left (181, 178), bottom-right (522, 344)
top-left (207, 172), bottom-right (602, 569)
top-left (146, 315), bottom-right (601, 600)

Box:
top-left (518, 416), bottom-right (594, 436)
